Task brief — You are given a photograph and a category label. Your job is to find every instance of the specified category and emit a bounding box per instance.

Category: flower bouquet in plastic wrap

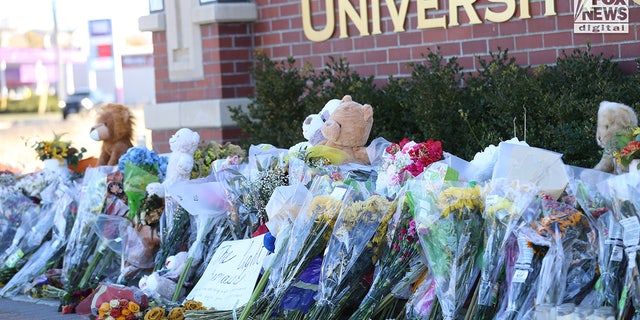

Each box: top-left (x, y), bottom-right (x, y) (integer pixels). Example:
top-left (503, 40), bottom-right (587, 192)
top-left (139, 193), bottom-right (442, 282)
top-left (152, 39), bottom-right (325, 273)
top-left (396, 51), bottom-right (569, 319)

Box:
top-left (0, 178), bottom-right (64, 287)
top-left (288, 142), bottom-right (348, 187)
top-left (0, 178), bottom-right (76, 297)
top-left (530, 195), bottom-right (597, 315)
top-left (410, 178), bottom-right (485, 320)
top-left (0, 186), bottom-right (39, 278)
top-left (239, 183), bottom-right (309, 320)
top-left (165, 179), bottom-right (231, 302)
top-left (60, 166), bottom-right (119, 310)
top-left (604, 173), bottom-right (640, 319)
top-left (117, 146), bottom-right (164, 221)
top-left (375, 138), bottom-right (443, 199)
top-left (348, 187), bottom-right (423, 320)
top-left (566, 165), bottom-right (625, 311)
top-left (468, 178), bottom-right (538, 320)
top-left (257, 175), bottom-right (348, 319)
top-left (307, 182), bottom-right (397, 320)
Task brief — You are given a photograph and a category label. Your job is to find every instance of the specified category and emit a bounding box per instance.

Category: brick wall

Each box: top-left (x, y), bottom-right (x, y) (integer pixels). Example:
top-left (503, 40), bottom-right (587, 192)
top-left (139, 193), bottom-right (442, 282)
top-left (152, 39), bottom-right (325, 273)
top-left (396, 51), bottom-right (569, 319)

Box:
top-left (147, 0), bottom-right (638, 151)
top-left (252, 0), bottom-right (638, 81)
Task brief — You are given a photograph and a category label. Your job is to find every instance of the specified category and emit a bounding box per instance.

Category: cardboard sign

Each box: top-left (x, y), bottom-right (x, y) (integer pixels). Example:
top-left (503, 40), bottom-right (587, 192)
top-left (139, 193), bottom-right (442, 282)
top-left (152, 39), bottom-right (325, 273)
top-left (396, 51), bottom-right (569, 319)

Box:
top-left (185, 235), bottom-right (268, 310)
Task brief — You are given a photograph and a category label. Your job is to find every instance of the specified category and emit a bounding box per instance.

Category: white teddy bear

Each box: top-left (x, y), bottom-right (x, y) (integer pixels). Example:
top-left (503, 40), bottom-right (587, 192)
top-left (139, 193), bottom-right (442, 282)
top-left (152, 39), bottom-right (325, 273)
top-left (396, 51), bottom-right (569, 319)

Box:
top-left (147, 128), bottom-right (200, 196)
top-left (302, 98), bottom-right (341, 145)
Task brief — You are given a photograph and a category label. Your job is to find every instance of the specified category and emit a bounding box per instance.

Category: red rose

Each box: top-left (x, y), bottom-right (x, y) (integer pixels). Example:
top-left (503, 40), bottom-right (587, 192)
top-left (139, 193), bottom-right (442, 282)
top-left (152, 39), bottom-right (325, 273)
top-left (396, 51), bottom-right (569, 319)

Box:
top-left (110, 307), bottom-right (122, 318)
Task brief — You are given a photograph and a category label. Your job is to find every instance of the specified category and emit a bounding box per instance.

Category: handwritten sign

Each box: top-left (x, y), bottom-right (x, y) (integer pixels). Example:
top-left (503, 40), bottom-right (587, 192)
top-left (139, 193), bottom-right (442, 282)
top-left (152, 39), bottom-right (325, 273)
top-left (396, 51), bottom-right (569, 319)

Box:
top-left (185, 235), bottom-right (268, 310)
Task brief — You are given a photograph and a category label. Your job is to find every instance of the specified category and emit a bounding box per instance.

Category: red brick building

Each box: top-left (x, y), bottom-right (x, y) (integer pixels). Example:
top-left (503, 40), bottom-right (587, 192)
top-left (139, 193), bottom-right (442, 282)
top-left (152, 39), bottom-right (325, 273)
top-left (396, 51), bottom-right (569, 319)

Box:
top-left (139, 0), bottom-right (639, 152)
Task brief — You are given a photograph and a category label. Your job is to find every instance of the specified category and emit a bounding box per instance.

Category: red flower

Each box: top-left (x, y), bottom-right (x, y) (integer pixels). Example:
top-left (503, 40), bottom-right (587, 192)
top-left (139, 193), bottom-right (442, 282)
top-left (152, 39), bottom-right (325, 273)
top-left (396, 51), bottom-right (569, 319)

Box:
top-left (61, 305), bottom-right (75, 314)
top-left (126, 314), bottom-right (137, 320)
top-left (110, 307), bottom-right (122, 318)
top-left (622, 141), bottom-right (640, 157)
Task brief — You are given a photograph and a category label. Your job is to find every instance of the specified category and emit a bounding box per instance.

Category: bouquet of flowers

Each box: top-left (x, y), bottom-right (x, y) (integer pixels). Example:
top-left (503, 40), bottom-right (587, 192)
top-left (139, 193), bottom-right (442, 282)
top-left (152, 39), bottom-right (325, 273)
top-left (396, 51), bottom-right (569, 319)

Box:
top-left (190, 140), bottom-right (245, 179)
top-left (0, 179), bottom-right (76, 297)
top-left (410, 179), bottom-right (484, 320)
top-left (0, 174), bottom-right (73, 287)
top-left (0, 187), bottom-right (38, 260)
top-left (258, 175), bottom-right (347, 319)
top-left (166, 179), bottom-right (230, 302)
top-left (118, 146), bottom-right (165, 221)
top-left (614, 126), bottom-right (640, 170)
top-left (96, 298), bottom-right (143, 320)
top-left (566, 165), bottom-right (625, 311)
top-left (375, 138), bottom-right (443, 198)
top-left (604, 173), bottom-right (640, 319)
top-left (348, 188), bottom-right (422, 320)
top-left (470, 178), bottom-right (538, 320)
top-left (61, 166), bottom-right (117, 309)
top-left (288, 142), bottom-right (348, 187)
top-left (31, 132), bottom-right (87, 167)
top-left (309, 186), bottom-right (396, 320)
top-left (531, 195), bottom-right (597, 310)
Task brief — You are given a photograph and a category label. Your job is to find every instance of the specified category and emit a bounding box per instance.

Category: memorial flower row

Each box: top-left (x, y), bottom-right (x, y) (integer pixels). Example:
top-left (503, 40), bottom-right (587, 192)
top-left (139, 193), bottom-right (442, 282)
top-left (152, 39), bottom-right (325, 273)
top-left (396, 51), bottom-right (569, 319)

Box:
top-left (0, 133), bottom-right (639, 320)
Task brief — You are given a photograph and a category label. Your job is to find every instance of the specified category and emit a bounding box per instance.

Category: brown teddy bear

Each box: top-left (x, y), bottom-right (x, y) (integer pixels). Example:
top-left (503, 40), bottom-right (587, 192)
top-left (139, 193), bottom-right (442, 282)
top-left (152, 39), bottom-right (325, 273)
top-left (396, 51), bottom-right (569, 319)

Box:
top-left (90, 103), bottom-right (135, 166)
top-left (319, 95), bottom-right (374, 164)
top-left (593, 100), bottom-right (638, 174)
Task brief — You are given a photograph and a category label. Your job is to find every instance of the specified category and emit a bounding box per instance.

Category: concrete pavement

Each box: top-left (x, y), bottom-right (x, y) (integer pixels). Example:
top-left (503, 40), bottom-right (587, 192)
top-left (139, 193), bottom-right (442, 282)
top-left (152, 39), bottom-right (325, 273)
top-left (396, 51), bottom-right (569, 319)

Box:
top-left (0, 295), bottom-right (89, 320)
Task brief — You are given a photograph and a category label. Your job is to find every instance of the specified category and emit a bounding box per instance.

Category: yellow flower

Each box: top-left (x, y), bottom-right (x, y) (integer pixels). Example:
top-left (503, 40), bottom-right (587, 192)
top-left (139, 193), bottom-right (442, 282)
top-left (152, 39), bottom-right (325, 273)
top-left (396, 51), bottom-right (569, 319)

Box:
top-left (144, 307), bottom-right (165, 320)
top-left (128, 301), bottom-right (140, 313)
top-left (183, 300), bottom-right (206, 310)
top-left (99, 302), bottom-right (111, 314)
top-left (121, 309), bottom-right (131, 316)
top-left (438, 184), bottom-right (483, 218)
top-left (167, 307), bottom-right (185, 320)
top-left (117, 316), bottom-right (126, 320)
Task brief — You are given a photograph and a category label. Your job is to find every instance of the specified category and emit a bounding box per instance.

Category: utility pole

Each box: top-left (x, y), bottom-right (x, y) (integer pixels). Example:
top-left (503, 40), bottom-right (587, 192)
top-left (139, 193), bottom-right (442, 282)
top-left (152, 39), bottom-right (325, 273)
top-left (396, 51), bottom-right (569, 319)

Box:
top-left (52, 0), bottom-right (66, 101)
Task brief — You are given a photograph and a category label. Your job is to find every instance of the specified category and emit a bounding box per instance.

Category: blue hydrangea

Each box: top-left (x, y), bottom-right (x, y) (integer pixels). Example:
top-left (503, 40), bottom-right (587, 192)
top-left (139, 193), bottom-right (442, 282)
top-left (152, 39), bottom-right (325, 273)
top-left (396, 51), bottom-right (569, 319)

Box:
top-left (118, 146), bottom-right (162, 175)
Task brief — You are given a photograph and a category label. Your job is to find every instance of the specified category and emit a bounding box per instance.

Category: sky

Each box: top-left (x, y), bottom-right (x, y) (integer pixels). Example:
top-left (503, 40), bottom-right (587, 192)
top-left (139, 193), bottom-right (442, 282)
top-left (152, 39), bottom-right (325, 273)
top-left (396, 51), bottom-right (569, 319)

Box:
top-left (0, 0), bottom-right (150, 44)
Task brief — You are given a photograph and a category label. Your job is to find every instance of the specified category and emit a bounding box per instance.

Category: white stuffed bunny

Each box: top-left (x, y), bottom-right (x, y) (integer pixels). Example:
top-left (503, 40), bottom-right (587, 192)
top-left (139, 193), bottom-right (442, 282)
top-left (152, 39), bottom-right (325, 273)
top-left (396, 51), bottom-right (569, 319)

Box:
top-left (147, 128), bottom-right (200, 196)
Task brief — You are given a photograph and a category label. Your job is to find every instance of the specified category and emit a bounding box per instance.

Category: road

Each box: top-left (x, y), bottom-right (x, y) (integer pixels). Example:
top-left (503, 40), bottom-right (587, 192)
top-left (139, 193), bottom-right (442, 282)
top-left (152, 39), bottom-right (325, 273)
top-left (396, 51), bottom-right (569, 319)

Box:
top-left (0, 105), bottom-right (149, 174)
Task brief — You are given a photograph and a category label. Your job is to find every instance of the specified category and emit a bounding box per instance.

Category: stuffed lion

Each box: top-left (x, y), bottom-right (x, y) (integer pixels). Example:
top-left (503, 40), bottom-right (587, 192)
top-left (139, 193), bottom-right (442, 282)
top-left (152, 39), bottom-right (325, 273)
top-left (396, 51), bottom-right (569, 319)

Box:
top-left (90, 104), bottom-right (135, 166)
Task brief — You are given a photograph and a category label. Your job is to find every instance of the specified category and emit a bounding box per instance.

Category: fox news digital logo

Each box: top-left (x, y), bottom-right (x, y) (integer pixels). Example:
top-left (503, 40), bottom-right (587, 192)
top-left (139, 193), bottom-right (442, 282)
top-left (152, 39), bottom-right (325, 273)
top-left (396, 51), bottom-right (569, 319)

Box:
top-left (574, 0), bottom-right (629, 33)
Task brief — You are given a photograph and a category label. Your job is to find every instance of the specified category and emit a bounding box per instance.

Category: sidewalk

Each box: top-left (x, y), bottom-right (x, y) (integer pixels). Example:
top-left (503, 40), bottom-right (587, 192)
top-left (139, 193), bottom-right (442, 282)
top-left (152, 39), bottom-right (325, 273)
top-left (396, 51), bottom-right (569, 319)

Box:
top-left (0, 295), bottom-right (89, 320)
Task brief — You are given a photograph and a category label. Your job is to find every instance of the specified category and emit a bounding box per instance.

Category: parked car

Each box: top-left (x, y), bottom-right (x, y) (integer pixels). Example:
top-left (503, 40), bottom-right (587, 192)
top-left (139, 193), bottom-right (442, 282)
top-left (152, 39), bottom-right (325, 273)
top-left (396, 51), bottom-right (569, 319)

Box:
top-left (58, 91), bottom-right (107, 120)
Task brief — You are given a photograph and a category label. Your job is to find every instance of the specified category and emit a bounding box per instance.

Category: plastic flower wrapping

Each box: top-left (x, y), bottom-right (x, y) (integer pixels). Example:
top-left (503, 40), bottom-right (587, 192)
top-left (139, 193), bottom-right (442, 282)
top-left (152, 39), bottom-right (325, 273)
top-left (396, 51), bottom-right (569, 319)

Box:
top-left (375, 138), bottom-right (443, 198)
top-left (410, 178), bottom-right (484, 320)
top-left (348, 187), bottom-right (423, 320)
top-left (118, 146), bottom-right (164, 221)
top-left (468, 178), bottom-right (538, 320)
top-left (308, 182), bottom-right (396, 319)
top-left (0, 173), bottom-right (73, 286)
top-left (0, 179), bottom-right (76, 297)
top-left (61, 166), bottom-right (118, 303)
top-left (604, 173), bottom-right (640, 319)
top-left (566, 165), bottom-right (626, 312)
top-left (256, 175), bottom-right (347, 319)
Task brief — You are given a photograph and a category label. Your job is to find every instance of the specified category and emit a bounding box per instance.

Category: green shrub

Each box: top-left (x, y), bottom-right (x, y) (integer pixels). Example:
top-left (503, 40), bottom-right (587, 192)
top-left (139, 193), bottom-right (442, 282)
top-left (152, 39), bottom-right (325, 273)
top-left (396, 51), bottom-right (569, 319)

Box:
top-left (234, 47), bottom-right (640, 169)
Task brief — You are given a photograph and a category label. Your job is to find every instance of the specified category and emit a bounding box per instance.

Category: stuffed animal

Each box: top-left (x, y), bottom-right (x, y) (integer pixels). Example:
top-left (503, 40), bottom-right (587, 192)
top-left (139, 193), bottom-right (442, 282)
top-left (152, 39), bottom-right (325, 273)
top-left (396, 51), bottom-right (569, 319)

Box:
top-left (90, 104), bottom-right (135, 166)
top-left (147, 128), bottom-right (200, 196)
top-left (594, 101), bottom-right (638, 174)
top-left (319, 95), bottom-right (374, 164)
top-left (302, 98), bottom-right (341, 145)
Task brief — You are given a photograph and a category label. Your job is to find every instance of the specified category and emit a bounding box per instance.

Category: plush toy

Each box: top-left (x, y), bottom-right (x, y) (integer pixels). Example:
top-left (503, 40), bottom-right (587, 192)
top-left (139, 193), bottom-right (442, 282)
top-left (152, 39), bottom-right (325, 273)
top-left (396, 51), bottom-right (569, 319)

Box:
top-left (302, 98), bottom-right (341, 146)
top-left (319, 95), bottom-right (374, 164)
top-left (594, 101), bottom-right (638, 174)
top-left (90, 104), bottom-right (135, 166)
top-left (147, 128), bottom-right (200, 196)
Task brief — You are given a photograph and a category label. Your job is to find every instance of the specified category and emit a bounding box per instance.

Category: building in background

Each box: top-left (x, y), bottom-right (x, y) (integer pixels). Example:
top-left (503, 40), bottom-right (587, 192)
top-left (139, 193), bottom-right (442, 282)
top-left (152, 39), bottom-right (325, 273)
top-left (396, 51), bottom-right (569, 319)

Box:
top-left (0, 18), bottom-right (155, 107)
top-left (139, 0), bottom-right (639, 153)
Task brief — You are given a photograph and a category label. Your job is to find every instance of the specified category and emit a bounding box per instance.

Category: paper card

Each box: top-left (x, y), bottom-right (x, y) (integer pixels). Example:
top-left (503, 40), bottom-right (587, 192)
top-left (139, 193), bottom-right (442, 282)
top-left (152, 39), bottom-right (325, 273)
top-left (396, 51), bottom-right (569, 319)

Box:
top-left (185, 235), bottom-right (269, 310)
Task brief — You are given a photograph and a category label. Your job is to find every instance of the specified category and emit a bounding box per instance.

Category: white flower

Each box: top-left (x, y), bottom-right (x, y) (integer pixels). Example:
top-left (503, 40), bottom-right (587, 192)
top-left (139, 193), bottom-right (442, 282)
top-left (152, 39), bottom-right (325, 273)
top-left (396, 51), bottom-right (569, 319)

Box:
top-left (109, 299), bottom-right (119, 308)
